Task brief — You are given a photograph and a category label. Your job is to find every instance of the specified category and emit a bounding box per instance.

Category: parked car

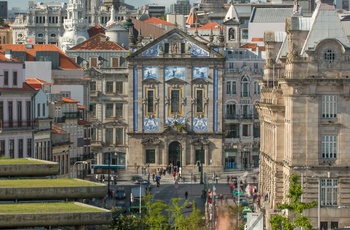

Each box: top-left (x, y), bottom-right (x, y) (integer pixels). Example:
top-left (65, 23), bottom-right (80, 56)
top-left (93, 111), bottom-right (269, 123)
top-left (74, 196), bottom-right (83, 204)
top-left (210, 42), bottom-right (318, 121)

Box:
top-left (131, 176), bottom-right (144, 183)
top-left (115, 187), bottom-right (126, 199)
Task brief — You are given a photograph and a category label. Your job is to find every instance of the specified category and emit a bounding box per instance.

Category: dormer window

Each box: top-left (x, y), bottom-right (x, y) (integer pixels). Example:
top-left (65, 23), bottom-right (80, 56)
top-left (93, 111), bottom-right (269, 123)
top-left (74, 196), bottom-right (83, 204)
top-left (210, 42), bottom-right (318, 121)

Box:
top-left (324, 49), bottom-right (335, 64)
top-left (37, 33), bottom-right (44, 38)
top-left (50, 33), bottom-right (56, 38)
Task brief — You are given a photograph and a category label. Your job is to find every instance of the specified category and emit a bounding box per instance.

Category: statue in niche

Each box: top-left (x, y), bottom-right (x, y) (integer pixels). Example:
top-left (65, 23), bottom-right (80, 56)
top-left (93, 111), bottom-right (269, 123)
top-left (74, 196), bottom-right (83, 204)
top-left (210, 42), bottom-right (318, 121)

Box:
top-left (172, 43), bottom-right (178, 54)
top-left (229, 28), bottom-right (235, 40)
top-left (158, 44), bottom-right (163, 55)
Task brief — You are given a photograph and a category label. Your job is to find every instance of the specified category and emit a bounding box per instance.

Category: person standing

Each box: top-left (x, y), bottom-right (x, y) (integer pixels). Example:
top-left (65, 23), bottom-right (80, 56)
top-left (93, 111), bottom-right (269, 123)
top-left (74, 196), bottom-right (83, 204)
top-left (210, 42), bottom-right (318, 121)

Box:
top-left (185, 191), bottom-right (188, 199)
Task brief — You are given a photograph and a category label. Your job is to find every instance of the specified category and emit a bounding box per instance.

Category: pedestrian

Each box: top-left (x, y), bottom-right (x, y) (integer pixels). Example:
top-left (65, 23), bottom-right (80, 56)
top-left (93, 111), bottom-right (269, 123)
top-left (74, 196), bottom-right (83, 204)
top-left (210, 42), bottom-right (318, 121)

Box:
top-left (215, 175), bottom-right (219, 184)
top-left (219, 194), bottom-right (223, 206)
top-left (194, 175), bottom-right (197, 182)
top-left (227, 175), bottom-right (230, 185)
top-left (185, 191), bottom-right (188, 199)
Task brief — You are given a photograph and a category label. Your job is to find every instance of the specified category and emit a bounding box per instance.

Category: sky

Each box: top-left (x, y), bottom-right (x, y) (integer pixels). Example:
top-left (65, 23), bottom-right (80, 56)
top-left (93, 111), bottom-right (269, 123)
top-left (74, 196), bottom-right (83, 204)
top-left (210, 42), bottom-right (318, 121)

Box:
top-left (8, 0), bottom-right (195, 10)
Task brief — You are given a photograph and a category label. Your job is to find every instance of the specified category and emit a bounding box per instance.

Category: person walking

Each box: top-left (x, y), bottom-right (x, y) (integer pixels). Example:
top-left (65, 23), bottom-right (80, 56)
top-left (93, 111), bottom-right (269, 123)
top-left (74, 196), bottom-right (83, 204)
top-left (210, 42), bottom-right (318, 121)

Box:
top-left (185, 191), bottom-right (188, 199)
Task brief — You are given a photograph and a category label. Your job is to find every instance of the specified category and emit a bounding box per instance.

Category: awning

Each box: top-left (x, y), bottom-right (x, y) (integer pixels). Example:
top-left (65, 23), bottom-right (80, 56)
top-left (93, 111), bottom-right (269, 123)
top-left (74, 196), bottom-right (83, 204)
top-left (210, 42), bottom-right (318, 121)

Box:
top-left (93, 164), bottom-right (125, 169)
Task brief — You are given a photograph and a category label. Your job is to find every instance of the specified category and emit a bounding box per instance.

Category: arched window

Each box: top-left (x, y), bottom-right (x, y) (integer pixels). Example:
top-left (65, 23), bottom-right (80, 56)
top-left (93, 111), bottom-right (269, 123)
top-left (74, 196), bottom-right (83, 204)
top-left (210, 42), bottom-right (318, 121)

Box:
top-left (229, 28), bottom-right (235, 40)
top-left (254, 81), bottom-right (260, 94)
top-left (241, 75), bottom-right (250, 97)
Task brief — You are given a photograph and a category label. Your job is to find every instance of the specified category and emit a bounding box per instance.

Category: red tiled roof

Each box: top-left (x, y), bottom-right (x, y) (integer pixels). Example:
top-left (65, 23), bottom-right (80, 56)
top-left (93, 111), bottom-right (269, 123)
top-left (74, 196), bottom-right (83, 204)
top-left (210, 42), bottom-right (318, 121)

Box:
top-left (0, 44), bottom-right (81, 69)
top-left (252, 38), bottom-right (264, 42)
top-left (52, 125), bottom-right (68, 134)
top-left (78, 105), bottom-right (87, 109)
top-left (88, 24), bottom-right (106, 38)
top-left (188, 22), bottom-right (221, 30)
top-left (69, 33), bottom-right (125, 51)
top-left (241, 43), bottom-right (257, 51)
top-left (25, 78), bottom-right (52, 90)
top-left (78, 120), bottom-right (92, 125)
top-left (0, 82), bottom-right (36, 92)
top-left (0, 52), bottom-right (22, 63)
top-left (62, 96), bottom-right (79, 103)
top-left (144, 17), bottom-right (174, 26)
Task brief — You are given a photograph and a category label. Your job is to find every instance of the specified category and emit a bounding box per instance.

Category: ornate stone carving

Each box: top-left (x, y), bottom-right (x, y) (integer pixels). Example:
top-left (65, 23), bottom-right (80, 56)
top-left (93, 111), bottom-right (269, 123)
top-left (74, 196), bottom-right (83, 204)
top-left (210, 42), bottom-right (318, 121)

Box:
top-left (141, 137), bottom-right (161, 145)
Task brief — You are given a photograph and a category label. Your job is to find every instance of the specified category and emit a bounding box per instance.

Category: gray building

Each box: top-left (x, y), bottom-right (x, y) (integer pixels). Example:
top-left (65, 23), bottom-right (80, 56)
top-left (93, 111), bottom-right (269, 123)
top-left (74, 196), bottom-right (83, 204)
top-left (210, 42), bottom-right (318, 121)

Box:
top-left (170, 0), bottom-right (192, 15)
top-left (0, 1), bottom-right (7, 20)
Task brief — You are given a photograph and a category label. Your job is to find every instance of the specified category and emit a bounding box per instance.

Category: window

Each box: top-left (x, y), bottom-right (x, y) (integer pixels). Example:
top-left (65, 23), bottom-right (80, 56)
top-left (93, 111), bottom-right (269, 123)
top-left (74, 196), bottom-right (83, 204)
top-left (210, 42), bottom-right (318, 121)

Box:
top-left (196, 89), bottom-right (203, 113)
top-left (254, 81), bottom-right (260, 94)
top-left (147, 90), bottom-right (154, 114)
top-left (229, 28), bottom-right (235, 40)
top-left (116, 128), bottom-right (123, 145)
top-left (42, 103), bottom-right (46, 117)
top-left (37, 103), bottom-right (41, 117)
top-left (106, 81), bottom-right (113, 93)
top-left (225, 124), bottom-right (239, 138)
top-left (171, 89), bottom-right (180, 113)
top-left (241, 75), bottom-right (250, 97)
top-left (17, 101), bottom-right (22, 127)
top-left (321, 135), bottom-right (337, 159)
top-left (0, 101), bottom-right (3, 121)
top-left (50, 33), bottom-right (56, 38)
top-left (242, 124), bottom-right (250, 136)
top-left (9, 139), bottom-right (14, 158)
top-left (115, 103), bottom-right (123, 118)
top-left (13, 71), bottom-right (17, 86)
top-left (105, 128), bottom-right (113, 145)
top-left (242, 29), bottom-right (248, 39)
top-left (226, 103), bottom-right (236, 116)
top-left (226, 81), bottom-right (236, 94)
top-left (18, 139), bottom-right (23, 158)
top-left (146, 149), bottom-right (155, 163)
top-left (116, 82), bottom-right (123, 94)
top-left (4, 70), bottom-right (8, 86)
top-left (26, 101), bottom-right (31, 126)
top-left (241, 104), bottom-right (250, 118)
top-left (195, 149), bottom-right (205, 164)
top-left (253, 123), bottom-right (260, 138)
top-left (322, 95), bottom-right (337, 118)
top-left (106, 103), bottom-right (113, 117)
top-left (321, 178), bottom-right (338, 206)
top-left (228, 62), bottom-right (234, 70)
top-left (89, 104), bottom-right (96, 117)
top-left (0, 140), bottom-right (4, 157)
top-left (324, 49), bottom-right (335, 64)
top-left (8, 101), bottom-right (13, 127)
top-left (111, 57), bottom-right (119, 67)
top-left (90, 57), bottom-right (98, 67)
top-left (90, 81), bottom-right (96, 91)
top-left (254, 63), bottom-right (259, 70)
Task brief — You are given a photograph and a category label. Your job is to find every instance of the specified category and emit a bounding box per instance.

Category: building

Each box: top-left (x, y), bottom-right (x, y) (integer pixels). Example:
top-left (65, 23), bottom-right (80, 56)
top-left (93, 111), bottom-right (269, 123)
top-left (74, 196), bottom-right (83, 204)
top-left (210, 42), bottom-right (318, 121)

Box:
top-left (0, 1), bottom-right (7, 20)
top-left (170, 0), bottom-right (192, 15)
top-left (257, 0), bottom-right (350, 229)
top-left (126, 27), bottom-right (225, 173)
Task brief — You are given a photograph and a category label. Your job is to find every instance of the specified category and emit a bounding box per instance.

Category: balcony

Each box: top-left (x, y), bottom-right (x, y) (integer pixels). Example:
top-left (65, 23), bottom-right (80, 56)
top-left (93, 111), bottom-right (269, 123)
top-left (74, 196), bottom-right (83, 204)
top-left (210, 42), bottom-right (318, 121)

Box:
top-left (224, 114), bottom-right (239, 119)
top-left (1, 120), bottom-right (37, 130)
top-left (241, 92), bottom-right (250, 97)
top-left (242, 114), bottom-right (253, 119)
top-left (64, 112), bottom-right (80, 119)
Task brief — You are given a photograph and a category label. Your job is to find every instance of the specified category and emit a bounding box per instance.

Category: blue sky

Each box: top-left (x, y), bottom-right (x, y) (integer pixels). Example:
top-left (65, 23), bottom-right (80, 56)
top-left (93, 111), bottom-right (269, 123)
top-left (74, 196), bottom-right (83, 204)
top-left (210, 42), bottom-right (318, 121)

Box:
top-left (8, 0), bottom-right (195, 10)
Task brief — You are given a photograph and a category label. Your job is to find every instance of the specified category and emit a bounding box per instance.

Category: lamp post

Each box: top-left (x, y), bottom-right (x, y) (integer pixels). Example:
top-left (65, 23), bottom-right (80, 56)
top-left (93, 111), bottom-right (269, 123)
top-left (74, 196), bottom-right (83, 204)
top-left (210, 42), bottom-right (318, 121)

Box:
top-left (73, 161), bottom-right (88, 178)
top-left (107, 151), bottom-right (117, 193)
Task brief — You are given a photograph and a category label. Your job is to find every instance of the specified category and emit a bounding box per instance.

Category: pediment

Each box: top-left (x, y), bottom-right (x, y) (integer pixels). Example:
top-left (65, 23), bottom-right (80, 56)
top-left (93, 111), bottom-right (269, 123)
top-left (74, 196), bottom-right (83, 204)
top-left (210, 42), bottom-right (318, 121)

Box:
top-left (142, 78), bottom-right (160, 84)
top-left (191, 77), bottom-right (209, 84)
top-left (165, 77), bottom-right (187, 85)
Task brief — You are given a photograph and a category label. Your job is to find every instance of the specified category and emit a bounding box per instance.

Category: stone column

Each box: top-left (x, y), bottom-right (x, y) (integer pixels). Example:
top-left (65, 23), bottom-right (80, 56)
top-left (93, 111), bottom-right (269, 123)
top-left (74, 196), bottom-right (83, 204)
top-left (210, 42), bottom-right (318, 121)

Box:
top-left (205, 144), bottom-right (210, 166)
top-left (191, 144), bottom-right (195, 165)
top-left (182, 143), bottom-right (186, 167)
top-left (163, 138), bottom-right (168, 166)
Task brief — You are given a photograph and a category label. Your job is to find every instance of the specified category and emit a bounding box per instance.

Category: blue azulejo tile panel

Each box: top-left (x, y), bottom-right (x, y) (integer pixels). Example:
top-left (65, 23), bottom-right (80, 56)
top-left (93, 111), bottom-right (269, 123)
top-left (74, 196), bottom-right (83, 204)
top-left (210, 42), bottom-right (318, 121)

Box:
top-left (143, 66), bottom-right (159, 80)
top-left (165, 117), bottom-right (187, 126)
top-left (193, 67), bottom-right (209, 79)
top-left (193, 117), bottom-right (208, 132)
top-left (189, 42), bottom-right (209, 57)
top-left (142, 44), bottom-right (159, 57)
top-left (144, 118), bottom-right (160, 131)
top-left (164, 66), bottom-right (186, 81)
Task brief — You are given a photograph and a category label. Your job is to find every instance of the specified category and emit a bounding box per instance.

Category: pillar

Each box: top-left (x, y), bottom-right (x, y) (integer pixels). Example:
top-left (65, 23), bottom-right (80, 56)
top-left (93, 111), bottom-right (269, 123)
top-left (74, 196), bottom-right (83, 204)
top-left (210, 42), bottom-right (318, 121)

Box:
top-left (191, 144), bottom-right (195, 165)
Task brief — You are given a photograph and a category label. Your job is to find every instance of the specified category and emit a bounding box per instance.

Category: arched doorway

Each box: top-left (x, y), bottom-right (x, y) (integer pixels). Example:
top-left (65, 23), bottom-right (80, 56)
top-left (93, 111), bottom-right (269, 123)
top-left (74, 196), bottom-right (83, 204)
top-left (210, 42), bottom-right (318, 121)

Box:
top-left (169, 141), bottom-right (181, 167)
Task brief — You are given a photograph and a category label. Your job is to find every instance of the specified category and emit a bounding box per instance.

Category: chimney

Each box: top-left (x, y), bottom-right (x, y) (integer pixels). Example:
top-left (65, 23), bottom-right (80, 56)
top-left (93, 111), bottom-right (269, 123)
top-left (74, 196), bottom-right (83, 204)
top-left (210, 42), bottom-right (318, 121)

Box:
top-left (5, 49), bottom-right (12, 60)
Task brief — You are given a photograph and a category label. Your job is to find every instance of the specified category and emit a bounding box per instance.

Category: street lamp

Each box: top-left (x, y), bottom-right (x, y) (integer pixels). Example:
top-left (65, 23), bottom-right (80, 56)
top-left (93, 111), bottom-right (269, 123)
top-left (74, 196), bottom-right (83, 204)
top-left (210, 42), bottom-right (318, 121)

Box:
top-left (73, 161), bottom-right (88, 178)
top-left (107, 151), bottom-right (118, 193)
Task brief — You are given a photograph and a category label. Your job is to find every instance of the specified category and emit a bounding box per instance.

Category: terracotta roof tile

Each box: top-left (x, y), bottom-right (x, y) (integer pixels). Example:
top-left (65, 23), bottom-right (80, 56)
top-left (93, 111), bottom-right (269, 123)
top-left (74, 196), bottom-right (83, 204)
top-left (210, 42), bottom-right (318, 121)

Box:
top-left (69, 33), bottom-right (125, 51)
top-left (88, 24), bottom-right (106, 38)
top-left (0, 52), bottom-right (22, 63)
top-left (25, 78), bottom-right (52, 90)
top-left (144, 17), bottom-right (174, 26)
top-left (186, 9), bottom-right (198, 26)
top-left (252, 38), bottom-right (264, 42)
top-left (78, 105), bottom-right (87, 109)
top-left (78, 120), bottom-right (92, 125)
top-left (188, 22), bottom-right (221, 30)
top-left (0, 44), bottom-right (81, 69)
top-left (0, 82), bottom-right (36, 92)
top-left (52, 125), bottom-right (68, 134)
top-left (62, 96), bottom-right (79, 103)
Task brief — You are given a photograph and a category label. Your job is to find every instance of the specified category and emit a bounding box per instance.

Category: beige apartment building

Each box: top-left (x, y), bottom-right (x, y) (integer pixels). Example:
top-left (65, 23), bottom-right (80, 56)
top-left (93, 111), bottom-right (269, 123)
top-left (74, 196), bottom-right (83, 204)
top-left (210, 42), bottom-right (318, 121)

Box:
top-left (257, 0), bottom-right (350, 229)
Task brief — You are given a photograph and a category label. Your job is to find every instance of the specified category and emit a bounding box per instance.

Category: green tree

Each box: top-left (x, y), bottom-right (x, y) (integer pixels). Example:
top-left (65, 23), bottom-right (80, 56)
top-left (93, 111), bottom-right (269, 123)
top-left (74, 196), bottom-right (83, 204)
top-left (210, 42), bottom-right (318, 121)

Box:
top-left (167, 197), bottom-right (204, 230)
top-left (144, 194), bottom-right (169, 230)
top-left (270, 174), bottom-right (317, 230)
top-left (111, 206), bottom-right (145, 230)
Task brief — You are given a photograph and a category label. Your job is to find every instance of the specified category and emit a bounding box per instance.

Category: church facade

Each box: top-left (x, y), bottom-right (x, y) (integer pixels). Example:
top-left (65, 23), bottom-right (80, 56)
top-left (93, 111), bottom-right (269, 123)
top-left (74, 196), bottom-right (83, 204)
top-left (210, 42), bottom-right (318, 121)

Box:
top-left (126, 28), bottom-right (225, 173)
